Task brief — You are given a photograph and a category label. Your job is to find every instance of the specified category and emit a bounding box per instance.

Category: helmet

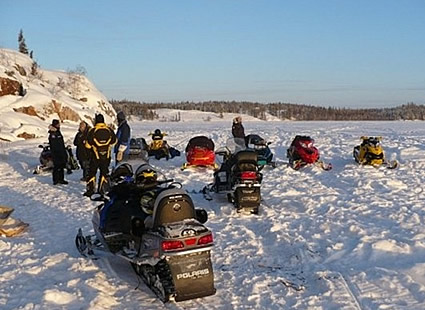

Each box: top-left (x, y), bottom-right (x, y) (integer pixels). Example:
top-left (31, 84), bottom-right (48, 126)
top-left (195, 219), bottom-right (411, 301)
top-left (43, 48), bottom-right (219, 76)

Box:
top-left (110, 163), bottom-right (133, 184)
top-left (140, 190), bottom-right (156, 214)
top-left (154, 129), bottom-right (161, 135)
top-left (135, 164), bottom-right (158, 187)
top-left (233, 116), bottom-right (242, 124)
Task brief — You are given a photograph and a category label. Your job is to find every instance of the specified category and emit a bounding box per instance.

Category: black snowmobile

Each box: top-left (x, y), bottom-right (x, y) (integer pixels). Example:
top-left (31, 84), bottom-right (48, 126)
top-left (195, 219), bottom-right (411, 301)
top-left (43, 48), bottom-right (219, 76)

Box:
top-left (76, 163), bottom-right (216, 302)
top-left (203, 139), bottom-right (262, 214)
top-left (128, 137), bottom-right (149, 161)
top-left (33, 144), bottom-right (79, 174)
top-left (245, 134), bottom-right (275, 168)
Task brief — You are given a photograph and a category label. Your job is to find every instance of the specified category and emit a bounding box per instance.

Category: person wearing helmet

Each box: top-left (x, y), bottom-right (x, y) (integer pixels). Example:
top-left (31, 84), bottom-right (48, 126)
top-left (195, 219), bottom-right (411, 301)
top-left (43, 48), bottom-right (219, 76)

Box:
top-left (84, 113), bottom-right (117, 197)
top-left (148, 129), bottom-right (170, 160)
top-left (135, 164), bottom-right (158, 190)
top-left (114, 111), bottom-right (131, 164)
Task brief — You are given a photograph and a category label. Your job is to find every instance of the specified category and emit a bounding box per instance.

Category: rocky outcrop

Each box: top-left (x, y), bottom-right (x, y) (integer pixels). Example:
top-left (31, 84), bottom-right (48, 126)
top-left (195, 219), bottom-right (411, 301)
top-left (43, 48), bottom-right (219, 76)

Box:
top-left (0, 77), bottom-right (20, 96)
top-left (17, 132), bottom-right (36, 139)
top-left (13, 64), bottom-right (27, 76)
top-left (13, 106), bottom-right (40, 118)
top-left (58, 106), bottom-right (80, 122)
top-left (41, 100), bottom-right (80, 122)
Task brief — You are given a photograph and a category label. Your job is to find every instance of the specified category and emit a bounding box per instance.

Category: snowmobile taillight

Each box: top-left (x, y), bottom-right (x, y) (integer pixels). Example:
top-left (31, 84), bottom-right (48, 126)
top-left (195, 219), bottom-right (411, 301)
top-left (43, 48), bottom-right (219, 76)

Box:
top-left (198, 233), bottom-right (213, 245)
top-left (161, 240), bottom-right (184, 251)
top-left (184, 238), bottom-right (197, 246)
top-left (240, 171), bottom-right (257, 180)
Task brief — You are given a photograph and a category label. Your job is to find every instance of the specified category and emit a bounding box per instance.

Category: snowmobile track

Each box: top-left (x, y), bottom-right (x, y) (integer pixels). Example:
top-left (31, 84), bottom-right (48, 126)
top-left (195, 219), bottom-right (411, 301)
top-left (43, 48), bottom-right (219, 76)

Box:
top-left (319, 271), bottom-right (363, 310)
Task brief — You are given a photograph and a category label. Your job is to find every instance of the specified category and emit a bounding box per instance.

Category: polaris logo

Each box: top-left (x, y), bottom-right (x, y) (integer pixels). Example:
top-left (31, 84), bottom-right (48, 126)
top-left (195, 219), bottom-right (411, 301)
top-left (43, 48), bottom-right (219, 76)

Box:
top-left (241, 196), bottom-right (259, 202)
top-left (176, 268), bottom-right (210, 280)
top-left (173, 203), bottom-right (181, 212)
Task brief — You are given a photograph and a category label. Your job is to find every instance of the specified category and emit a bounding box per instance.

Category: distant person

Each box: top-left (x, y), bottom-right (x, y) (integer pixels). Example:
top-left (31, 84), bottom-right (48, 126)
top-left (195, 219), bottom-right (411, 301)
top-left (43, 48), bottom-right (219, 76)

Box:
top-left (73, 121), bottom-right (91, 181)
top-left (48, 119), bottom-right (68, 185)
top-left (232, 116), bottom-right (245, 139)
top-left (115, 111), bottom-right (131, 164)
top-left (232, 116), bottom-right (245, 148)
top-left (84, 114), bottom-right (117, 197)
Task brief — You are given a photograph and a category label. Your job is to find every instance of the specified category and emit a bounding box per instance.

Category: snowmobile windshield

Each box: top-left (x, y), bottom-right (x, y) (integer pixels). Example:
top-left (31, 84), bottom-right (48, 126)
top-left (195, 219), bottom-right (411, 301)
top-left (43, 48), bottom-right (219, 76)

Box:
top-left (298, 140), bottom-right (314, 149)
top-left (186, 136), bottom-right (214, 152)
top-left (226, 138), bottom-right (246, 154)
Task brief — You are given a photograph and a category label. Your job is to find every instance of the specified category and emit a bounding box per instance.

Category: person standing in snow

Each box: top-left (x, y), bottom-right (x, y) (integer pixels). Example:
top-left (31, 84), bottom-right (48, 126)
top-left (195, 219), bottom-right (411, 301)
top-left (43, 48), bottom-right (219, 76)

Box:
top-left (73, 121), bottom-right (91, 181)
top-left (48, 119), bottom-right (68, 185)
top-left (84, 114), bottom-right (117, 197)
top-left (232, 116), bottom-right (245, 149)
top-left (114, 111), bottom-right (131, 164)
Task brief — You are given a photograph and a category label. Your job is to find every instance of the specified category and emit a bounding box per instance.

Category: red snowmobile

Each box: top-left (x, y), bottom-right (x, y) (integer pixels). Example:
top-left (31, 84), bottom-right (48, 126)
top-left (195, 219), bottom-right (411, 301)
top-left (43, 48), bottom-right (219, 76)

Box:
top-left (181, 136), bottom-right (218, 170)
top-left (287, 136), bottom-right (332, 171)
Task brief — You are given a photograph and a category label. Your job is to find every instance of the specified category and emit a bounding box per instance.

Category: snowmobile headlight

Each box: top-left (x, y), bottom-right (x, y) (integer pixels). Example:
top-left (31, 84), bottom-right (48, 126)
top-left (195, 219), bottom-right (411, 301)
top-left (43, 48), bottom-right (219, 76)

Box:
top-left (254, 144), bottom-right (266, 150)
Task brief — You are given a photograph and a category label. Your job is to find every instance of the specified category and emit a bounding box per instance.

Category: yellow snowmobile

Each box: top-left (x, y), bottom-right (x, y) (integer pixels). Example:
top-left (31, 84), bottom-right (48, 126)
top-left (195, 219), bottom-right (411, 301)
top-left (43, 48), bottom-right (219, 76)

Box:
top-left (353, 136), bottom-right (398, 169)
top-left (148, 129), bottom-right (170, 160)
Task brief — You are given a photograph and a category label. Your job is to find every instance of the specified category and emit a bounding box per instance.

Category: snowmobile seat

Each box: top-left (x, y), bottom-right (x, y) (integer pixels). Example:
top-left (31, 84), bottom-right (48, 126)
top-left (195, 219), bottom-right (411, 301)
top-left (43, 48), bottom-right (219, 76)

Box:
top-left (149, 188), bottom-right (196, 230)
top-left (232, 150), bottom-right (258, 173)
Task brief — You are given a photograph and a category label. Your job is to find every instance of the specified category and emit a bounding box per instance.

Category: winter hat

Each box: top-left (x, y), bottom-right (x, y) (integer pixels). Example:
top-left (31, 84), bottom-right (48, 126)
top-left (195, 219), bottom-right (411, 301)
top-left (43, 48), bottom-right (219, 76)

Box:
top-left (117, 111), bottom-right (126, 122)
top-left (95, 114), bottom-right (104, 124)
top-left (52, 119), bottom-right (60, 127)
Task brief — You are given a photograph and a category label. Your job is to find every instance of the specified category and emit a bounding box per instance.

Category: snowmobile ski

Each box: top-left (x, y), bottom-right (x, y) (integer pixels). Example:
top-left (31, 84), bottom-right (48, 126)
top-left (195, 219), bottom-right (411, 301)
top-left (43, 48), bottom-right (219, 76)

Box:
top-left (75, 228), bottom-right (98, 259)
top-left (201, 186), bottom-right (213, 201)
top-left (316, 160), bottom-right (333, 171)
top-left (383, 160), bottom-right (398, 169)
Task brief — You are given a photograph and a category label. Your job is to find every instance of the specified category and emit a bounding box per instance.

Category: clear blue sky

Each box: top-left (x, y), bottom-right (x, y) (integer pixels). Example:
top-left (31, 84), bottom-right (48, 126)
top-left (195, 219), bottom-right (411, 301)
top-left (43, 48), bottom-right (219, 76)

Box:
top-left (1, 0), bottom-right (424, 107)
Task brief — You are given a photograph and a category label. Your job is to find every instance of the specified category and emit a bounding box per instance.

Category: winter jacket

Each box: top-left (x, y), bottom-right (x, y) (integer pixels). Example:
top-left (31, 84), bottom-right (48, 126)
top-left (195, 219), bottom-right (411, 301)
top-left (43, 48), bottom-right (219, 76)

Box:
top-left (85, 123), bottom-right (117, 159)
top-left (73, 126), bottom-right (91, 162)
top-left (232, 123), bottom-right (245, 139)
top-left (114, 120), bottom-right (131, 154)
top-left (48, 125), bottom-right (67, 167)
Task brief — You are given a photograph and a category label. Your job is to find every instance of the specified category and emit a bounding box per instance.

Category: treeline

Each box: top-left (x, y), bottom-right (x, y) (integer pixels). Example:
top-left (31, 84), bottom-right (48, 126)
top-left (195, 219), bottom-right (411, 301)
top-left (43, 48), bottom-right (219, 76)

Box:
top-left (110, 100), bottom-right (425, 121)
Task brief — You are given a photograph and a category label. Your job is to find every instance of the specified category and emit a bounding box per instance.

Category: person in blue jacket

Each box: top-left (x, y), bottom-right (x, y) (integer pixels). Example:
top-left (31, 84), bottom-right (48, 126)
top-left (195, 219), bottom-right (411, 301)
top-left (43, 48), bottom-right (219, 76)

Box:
top-left (115, 111), bottom-right (131, 164)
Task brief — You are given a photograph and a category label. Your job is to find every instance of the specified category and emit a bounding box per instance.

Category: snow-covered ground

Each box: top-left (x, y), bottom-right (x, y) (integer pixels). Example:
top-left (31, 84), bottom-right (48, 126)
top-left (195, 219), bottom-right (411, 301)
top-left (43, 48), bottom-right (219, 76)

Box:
top-left (2, 120), bottom-right (425, 309)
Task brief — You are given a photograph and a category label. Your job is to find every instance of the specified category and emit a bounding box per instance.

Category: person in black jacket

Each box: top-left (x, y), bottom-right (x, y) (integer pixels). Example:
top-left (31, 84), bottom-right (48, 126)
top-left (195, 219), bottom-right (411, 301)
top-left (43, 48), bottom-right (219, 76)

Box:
top-left (84, 114), bottom-right (117, 197)
top-left (73, 121), bottom-right (91, 181)
top-left (232, 116), bottom-right (245, 139)
top-left (114, 111), bottom-right (131, 164)
top-left (48, 119), bottom-right (68, 185)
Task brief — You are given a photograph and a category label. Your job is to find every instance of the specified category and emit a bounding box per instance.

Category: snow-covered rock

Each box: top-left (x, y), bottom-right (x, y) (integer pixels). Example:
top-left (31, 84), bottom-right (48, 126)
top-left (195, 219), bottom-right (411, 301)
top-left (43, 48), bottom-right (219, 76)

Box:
top-left (0, 48), bottom-right (116, 141)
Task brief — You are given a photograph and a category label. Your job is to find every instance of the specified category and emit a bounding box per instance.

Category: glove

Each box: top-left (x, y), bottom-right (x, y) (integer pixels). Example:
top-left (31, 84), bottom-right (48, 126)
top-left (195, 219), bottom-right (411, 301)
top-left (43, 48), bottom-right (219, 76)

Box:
top-left (116, 151), bottom-right (123, 162)
top-left (118, 144), bottom-right (127, 152)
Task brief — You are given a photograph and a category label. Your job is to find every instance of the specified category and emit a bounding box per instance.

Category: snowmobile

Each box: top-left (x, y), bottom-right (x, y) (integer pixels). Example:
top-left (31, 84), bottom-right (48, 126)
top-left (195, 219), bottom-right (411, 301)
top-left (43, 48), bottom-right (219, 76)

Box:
top-left (181, 136), bottom-right (218, 170)
top-left (245, 134), bottom-right (275, 168)
top-left (287, 136), bottom-right (332, 171)
top-left (353, 136), bottom-right (398, 169)
top-left (203, 139), bottom-right (262, 214)
top-left (148, 129), bottom-right (180, 160)
top-left (76, 163), bottom-right (216, 302)
top-left (128, 137), bottom-right (149, 161)
top-left (33, 144), bottom-right (79, 174)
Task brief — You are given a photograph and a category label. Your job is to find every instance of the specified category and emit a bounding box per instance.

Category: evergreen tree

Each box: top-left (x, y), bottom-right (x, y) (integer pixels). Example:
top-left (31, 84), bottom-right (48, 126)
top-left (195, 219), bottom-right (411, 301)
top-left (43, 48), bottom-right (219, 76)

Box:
top-left (18, 29), bottom-right (29, 55)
